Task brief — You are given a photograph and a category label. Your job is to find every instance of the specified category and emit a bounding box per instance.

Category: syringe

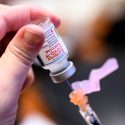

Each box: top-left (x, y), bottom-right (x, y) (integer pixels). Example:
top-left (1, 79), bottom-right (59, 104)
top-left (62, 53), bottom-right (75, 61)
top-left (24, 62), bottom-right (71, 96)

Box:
top-left (65, 80), bottom-right (103, 125)
top-left (69, 90), bottom-right (103, 125)
top-left (69, 58), bottom-right (119, 125)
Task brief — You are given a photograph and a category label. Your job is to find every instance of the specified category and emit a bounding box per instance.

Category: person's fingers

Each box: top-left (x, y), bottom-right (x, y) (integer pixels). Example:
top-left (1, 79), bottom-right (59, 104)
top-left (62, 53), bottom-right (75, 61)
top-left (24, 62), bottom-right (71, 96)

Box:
top-left (0, 5), bottom-right (60, 40)
top-left (0, 24), bottom-right (44, 104)
top-left (21, 68), bottom-right (34, 93)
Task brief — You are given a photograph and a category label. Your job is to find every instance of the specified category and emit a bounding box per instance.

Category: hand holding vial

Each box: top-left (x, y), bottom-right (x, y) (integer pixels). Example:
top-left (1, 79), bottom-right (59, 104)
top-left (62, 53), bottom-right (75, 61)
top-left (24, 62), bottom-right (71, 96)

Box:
top-left (0, 4), bottom-right (60, 125)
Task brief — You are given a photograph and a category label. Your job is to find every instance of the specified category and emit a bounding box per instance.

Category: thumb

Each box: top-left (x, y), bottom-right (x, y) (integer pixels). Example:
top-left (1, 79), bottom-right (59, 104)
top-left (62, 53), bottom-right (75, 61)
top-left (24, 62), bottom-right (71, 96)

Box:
top-left (0, 24), bottom-right (44, 102)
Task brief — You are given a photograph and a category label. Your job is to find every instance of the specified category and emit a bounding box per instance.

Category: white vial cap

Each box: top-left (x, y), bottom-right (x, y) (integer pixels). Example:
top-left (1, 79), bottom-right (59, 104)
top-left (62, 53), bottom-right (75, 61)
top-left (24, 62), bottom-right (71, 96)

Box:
top-left (50, 61), bottom-right (76, 83)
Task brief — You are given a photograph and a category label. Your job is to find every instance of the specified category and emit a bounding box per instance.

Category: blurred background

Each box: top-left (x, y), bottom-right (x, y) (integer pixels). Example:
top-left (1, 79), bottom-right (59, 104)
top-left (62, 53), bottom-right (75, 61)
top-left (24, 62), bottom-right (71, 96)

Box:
top-left (0, 0), bottom-right (125, 125)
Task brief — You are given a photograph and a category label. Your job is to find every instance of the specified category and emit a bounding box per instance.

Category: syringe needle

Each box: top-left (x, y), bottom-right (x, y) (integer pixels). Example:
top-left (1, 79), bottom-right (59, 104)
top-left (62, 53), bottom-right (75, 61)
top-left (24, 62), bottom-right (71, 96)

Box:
top-left (66, 80), bottom-right (73, 90)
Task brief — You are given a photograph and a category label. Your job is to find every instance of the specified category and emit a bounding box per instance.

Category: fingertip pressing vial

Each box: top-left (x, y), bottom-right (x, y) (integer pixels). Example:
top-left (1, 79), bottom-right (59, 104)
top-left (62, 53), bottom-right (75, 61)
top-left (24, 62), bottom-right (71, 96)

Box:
top-left (34, 17), bottom-right (76, 83)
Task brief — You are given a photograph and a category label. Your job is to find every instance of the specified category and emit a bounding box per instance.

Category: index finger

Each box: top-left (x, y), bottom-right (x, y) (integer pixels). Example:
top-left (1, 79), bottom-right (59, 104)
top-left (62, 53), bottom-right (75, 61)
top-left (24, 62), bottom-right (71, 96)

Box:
top-left (0, 4), bottom-right (60, 39)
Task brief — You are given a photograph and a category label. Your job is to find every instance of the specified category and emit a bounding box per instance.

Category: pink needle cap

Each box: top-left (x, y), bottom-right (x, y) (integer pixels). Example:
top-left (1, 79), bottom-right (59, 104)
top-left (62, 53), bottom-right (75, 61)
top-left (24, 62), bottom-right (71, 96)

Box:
top-left (71, 58), bottom-right (119, 94)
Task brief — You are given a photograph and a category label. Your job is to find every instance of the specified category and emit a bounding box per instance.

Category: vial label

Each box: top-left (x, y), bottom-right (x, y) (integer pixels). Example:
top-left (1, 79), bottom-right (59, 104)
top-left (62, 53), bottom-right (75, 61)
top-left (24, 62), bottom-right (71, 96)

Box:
top-left (39, 23), bottom-right (68, 65)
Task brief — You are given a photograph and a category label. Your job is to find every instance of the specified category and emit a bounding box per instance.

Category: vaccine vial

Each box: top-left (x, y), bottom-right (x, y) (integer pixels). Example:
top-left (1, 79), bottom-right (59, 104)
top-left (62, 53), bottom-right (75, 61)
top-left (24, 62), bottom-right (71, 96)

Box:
top-left (34, 17), bottom-right (76, 83)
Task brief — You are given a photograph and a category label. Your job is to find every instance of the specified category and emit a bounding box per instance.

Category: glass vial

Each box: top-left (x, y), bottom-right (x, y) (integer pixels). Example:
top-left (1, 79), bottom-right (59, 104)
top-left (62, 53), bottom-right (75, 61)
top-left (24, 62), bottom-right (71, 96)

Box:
top-left (34, 17), bottom-right (76, 83)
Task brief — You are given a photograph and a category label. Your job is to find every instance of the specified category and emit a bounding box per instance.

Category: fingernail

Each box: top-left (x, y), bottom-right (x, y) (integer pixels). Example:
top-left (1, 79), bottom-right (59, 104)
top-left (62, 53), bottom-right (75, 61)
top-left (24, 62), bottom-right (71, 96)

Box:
top-left (24, 30), bottom-right (44, 47)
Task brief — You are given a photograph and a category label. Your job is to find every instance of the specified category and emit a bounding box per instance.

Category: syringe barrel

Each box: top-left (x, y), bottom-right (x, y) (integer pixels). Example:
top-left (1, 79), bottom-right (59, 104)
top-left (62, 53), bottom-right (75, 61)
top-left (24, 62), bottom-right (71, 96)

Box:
top-left (79, 105), bottom-right (103, 125)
